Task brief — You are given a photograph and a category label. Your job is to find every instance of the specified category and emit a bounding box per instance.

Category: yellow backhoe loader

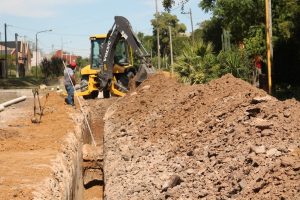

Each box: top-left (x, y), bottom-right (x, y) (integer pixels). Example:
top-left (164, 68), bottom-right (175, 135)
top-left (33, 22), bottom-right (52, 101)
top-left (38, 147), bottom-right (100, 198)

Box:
top-left (76, 16), bottom-right (154, 99)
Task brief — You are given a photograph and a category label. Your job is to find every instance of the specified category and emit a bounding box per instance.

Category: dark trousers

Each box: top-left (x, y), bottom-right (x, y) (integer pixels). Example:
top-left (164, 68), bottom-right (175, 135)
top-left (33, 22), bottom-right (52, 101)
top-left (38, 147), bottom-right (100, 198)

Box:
top-left (65, 85), bottom-right (74, 105)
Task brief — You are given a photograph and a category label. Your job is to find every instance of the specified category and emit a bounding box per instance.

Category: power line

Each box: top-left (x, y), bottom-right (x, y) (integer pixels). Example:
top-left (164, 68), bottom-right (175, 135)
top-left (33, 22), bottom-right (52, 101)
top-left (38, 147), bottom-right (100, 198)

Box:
top-left (8, 24), bottom-right (89, 37)
top-left (9, 25), bottom-right (38, 32)
top-left (48, 32), bottom-right (88, 37)
top-left (171, 5), bottom-right (181, 11)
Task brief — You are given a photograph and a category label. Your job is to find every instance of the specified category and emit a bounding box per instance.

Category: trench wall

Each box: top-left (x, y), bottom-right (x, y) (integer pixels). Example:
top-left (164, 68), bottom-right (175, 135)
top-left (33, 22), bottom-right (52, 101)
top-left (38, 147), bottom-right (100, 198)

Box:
top-left (32, 111), bottom-right (92, 200)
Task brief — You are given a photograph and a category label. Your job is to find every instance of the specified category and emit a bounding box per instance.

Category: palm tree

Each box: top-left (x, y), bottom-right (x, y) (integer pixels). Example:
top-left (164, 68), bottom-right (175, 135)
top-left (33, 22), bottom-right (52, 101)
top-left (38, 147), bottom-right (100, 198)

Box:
top-left (174, 39), bottom-right (217, 84)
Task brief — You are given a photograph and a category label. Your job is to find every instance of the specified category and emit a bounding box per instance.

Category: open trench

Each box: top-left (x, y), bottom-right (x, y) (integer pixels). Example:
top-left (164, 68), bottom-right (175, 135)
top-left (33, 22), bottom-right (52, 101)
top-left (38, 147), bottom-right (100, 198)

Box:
top-left (82, 99), bottom-right (107, 200)
top-left (32, 99), bottom-right (112, 200)
top-left (81, 98), bottom-right (115, 200)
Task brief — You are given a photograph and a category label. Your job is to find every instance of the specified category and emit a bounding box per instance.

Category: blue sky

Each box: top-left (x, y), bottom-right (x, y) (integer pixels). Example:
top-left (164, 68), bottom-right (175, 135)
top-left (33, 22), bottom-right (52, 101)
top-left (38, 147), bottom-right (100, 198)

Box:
top-left (0, 0), bottom-right (211, 58)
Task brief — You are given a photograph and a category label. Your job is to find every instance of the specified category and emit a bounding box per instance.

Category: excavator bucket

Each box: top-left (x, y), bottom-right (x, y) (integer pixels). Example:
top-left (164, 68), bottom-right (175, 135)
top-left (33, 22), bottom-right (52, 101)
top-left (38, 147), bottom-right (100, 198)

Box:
top-left (134, 63), bottom-right (155, 85)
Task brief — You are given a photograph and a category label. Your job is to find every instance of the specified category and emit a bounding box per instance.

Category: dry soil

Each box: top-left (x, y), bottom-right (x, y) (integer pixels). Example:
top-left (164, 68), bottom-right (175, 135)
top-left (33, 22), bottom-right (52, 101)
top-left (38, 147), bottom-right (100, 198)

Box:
top-left (104, 73), bottom-right (300, 200)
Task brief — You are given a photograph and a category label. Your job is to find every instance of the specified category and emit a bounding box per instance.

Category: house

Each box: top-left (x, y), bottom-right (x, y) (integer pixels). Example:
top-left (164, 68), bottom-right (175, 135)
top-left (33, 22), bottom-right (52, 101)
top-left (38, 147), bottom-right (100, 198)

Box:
top-left (0, 44), bottom-right (14, 78)
top-left (53, 50), bottom-right (78, 64)
top-left (31, 50), bottom-right (43, 67)
top-left (0, 41), bottom-right (32, 77)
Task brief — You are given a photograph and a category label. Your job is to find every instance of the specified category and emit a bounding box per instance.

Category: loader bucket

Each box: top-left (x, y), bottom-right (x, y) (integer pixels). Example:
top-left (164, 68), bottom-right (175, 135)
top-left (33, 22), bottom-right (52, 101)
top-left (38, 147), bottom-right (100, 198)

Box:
top-left (135, 63), bottom-right (155, 84)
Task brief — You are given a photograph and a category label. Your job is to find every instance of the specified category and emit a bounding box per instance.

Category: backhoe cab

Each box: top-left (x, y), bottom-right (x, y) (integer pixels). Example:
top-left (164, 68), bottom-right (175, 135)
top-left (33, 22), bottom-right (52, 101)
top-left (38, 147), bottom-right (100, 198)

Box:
top-left (76, 33), bottom-right (134, 98)
top-left (77, 16), bottom-right (154, 99)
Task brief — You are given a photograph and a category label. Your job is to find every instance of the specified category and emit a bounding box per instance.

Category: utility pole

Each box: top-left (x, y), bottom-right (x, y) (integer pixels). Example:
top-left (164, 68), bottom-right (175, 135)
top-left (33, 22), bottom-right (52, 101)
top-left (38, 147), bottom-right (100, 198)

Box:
top-left (182, 8), bottom-right (194, 44)
top-left (35, 34), bottom-right (38, 77)
top-left (155, 0), bottom-right (161, 69)
top-left (168, 26), bottom-right (174, 75)
top-left (61, 37), bottom-right (63, 59)
top-left (265, 0), bottom-right (273, 94)
top-left (0, 32), bottom-right (2, 78)
top-left (0, 32), bottom-right (1, 57)
top-left (4, 23), bottom-right (8, 78)
top-left (15, 33), bottom-right (19, 78)
top-left (36, 29), bottom-right (52, 78)
top-left (189, 8), bottom-right (194, 44)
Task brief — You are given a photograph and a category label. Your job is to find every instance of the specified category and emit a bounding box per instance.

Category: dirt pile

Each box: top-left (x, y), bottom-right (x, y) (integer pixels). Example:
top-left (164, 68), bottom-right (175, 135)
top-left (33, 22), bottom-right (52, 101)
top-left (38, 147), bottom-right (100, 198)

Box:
top-left (104, 73), bottom-right (300, 199)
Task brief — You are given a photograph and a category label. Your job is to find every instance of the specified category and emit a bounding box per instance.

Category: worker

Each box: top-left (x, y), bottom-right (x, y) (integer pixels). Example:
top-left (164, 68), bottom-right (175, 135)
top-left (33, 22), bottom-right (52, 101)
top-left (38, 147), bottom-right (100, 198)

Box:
top-left (253, 55), bottom-right (262, 87)
top-left (254, 56), bottom-right (268, 91)
top-left (64, 62), bottom-right (77, 106)
top-left (254, 55), bottom-right (263, 75)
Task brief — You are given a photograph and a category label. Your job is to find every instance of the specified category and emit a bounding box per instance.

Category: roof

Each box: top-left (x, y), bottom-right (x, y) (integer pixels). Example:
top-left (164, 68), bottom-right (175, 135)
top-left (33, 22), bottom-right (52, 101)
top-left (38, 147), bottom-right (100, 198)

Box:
top-left (0, 41), bottom-right (22, 50)
top-left (90, 34), bottom-right (107, 40)
top-left (0, 41), bottom-right (31, 55)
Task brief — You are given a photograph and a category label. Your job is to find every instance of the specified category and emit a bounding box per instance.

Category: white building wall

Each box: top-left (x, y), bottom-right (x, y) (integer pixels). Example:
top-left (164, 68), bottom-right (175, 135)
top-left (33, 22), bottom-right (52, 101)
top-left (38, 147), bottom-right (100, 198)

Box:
top-left (31, 51), bottom-right (43, 67)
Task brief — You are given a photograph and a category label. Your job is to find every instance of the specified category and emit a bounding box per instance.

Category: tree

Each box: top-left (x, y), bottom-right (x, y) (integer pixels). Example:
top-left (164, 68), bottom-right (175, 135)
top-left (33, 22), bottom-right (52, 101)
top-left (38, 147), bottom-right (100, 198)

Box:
top-left (173, 36), bottom-right (190, 56)
top-left (40, 58), bottom-right (51, 78)
top-left (51, 57), bottom-right (64, 77)
top-left (202, 0), bottom-right (265, 44)
top-left (163, 0), bottom-right (189, 12)
top-left (273, 1), bottom-right (300, 85)
top-left (136, 32), bottom-right (153, 56)
top-left (164, 0), bottom-right (300, 93)
top-left (243, 26), bottom-right (266, 58)
top-left (40, 57), bottom-right (64, 78)
top-left (151, 12), bottom-right (186, 57)
top-left (76, 56), bottom-right (89, 69)
top-left (174, 39), bottom-right (217, 84)
top-left (216, 49), bottom-right (252, 82)
top-left (199, 18), bottom-right (223, 52)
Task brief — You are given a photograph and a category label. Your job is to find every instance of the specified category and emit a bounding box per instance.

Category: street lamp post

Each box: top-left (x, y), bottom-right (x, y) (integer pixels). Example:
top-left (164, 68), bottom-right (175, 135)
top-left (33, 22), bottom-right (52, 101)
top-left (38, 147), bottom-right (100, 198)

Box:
top-left (35, 29), bottom-right (52, 78)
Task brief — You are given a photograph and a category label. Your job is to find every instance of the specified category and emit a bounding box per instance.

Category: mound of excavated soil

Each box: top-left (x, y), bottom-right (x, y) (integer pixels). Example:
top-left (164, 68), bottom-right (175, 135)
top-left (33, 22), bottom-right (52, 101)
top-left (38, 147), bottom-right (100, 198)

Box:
top-left (104, 73), bottom-right (300, 200)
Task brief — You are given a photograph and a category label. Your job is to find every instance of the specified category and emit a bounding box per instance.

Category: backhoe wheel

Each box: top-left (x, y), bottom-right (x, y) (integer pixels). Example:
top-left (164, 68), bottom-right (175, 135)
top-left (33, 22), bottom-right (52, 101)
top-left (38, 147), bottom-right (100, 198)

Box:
top-left (82, 90), bottom-right (99, 99)
top-left (103, 86), bottom-right (110, 98)
top-left (83, 95), bottom-right (90, 100)
top-left (91, 91), bottom-right (99, 98)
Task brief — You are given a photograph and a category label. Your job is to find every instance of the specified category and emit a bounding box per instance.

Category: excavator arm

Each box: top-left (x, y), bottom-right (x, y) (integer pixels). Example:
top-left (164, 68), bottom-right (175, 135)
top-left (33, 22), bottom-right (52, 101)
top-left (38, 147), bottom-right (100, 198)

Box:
top-left (99, 16), bottom-right (152, 91)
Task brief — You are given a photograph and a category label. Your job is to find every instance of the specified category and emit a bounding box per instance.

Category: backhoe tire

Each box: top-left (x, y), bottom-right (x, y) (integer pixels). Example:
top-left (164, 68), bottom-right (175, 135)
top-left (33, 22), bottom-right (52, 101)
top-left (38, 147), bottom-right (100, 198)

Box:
top-left (91, 91), bottom-right (99, 99)
top-left (82, 91), bottom-right (99, 99)
top-left (83, 95), bottom-right (90, 100)
top-left (103, 87), bottom-right (110, 98)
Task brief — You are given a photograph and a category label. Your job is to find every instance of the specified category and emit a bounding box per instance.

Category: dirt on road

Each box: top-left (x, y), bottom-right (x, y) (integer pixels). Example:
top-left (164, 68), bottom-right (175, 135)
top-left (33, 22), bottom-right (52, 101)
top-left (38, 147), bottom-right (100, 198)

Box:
top-left (0, 91), bottom-right (80, 199)
top-left (104, 73), bottom-right (300, 199)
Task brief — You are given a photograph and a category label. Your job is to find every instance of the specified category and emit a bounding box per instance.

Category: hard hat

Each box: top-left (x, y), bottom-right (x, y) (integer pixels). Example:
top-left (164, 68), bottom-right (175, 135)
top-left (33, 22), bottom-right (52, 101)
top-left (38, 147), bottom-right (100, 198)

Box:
top-left (70, 62), bottom-right (77, 68)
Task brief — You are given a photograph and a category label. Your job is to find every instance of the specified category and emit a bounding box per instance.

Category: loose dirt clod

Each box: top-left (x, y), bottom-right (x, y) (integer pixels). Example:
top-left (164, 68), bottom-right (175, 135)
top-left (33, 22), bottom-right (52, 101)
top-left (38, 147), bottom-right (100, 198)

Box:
top-left (104, 73), bottom-right (300, 199)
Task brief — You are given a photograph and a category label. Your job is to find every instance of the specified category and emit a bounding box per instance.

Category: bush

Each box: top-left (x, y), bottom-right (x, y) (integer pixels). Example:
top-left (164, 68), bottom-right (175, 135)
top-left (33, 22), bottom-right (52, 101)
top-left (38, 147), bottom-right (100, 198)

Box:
top-left (40, 57), bottom-right (64, 78)
top-left (30, 66), bottom-right (43, 77)
top-left (216, 49), bottom-right (252, 82)
top-left (173, 39), bottom-right (218, 84)
top-left (173, 40), bottom-right (253, 84)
